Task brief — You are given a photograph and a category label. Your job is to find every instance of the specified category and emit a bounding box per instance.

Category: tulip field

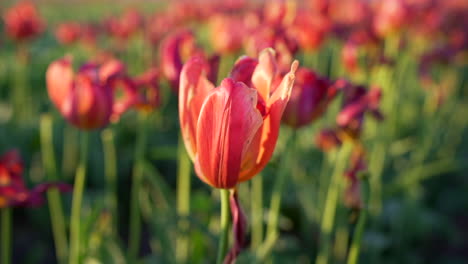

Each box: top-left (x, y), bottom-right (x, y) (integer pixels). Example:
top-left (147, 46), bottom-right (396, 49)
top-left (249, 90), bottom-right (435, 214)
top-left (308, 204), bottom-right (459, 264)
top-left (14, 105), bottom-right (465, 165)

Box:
top-left (1, 0), bottom-right (468, 263)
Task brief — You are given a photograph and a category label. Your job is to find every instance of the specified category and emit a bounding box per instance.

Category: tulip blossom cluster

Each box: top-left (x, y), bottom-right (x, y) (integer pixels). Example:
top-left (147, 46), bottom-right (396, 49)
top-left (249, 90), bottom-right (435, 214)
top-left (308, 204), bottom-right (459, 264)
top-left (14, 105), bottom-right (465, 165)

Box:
top-left (46, 57), bottom-right (160, 130)
top-left (0, 150), bottom-right (70, 208)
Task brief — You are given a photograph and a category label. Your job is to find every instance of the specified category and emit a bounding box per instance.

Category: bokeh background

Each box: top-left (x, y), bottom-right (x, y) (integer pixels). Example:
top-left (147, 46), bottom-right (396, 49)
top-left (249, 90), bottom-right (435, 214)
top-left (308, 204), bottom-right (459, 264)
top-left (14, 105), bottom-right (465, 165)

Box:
top-left (0, 0), bottom-right (467, 263)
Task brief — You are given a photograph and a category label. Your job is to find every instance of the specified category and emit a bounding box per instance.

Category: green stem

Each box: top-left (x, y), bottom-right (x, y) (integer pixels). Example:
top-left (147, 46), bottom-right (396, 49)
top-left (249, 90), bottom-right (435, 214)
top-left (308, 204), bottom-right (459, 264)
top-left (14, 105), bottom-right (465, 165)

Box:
top-left (315, 144), bottom-right (352, 264)
top-left (347, 209), bottom-right (368, 264)
top-left (101, 128), bottom-right (118, 234)
top-left (69, 132), bottom-right (89, 264)
top-left (216, 189), bottom-right (231, 264)
top-left (62, 125), bottom-right (79, 179)
top-left (1, 208), bottom-right (12, 264)
top-left (347, 178), bottom-right (370, 264)
top-left (176, 134), bottom-right (191, 264)
top-left (256, 131), bottom-right (295, 260)
top-left (128, 113), bottom-right (148, 261)
top-left (250, 174), bottom-right (263, 250)
top-left (40, 114), bottom-right (68, 264)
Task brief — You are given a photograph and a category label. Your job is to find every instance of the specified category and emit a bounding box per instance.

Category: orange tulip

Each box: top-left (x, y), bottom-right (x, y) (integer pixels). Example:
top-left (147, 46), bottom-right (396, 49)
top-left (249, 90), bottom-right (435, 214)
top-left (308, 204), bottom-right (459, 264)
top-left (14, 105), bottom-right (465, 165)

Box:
top-left (179, 48), bottom-right (298, 189)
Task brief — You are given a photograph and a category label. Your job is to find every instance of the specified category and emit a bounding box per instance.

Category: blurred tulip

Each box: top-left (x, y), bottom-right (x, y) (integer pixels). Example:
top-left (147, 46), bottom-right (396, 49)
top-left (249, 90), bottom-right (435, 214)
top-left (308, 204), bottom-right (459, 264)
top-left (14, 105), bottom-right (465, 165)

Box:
top-left (342, 40), bottom-right (360, 73)
top-left (337, 84), bottom-right (383, 138)
top-left (315, 129), bottom-right (342, 152)
top-left (343, 147), bottom-right (366, 209)
top-left (282, 67), bottom-right (337, 128)
top-left (104, 8), bottom-right (144, 41)
top-left (46, 57), bottom-right (114, 130)
top-left (2, 1), bottom-right (45, 42)
top-left (373, 0), bottom-right (409, 38)
top-left (0, 150), bottom-right (71, 208)
top-left (179, 48), bottom-right (298, 189)
top-left (133, 68), bottom-right (161, 111)
top-left (291, 10), bottom-right (330, 51)
top-left (160, 29), bottom-right (219, 93)
top-left (244, 26), bottom-right (298, 70)
top-left (55, 22), bottom-right (81, 45)
top-left (209, 14), bottom-right (245, 54)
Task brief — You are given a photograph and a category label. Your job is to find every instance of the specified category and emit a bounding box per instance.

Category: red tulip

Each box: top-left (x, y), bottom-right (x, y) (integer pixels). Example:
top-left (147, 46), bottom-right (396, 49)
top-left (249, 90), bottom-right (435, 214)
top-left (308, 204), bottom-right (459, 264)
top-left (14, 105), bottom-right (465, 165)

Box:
top-left (282, 67), bottom-right (337, 128)
top-left (179, 48), bottom-right (298, 189)
top-left (55, 22), bottom-right (81, 45)
top-left (46, 57), bottom-right (114, 130)
top-left (2, 1), bottom-right (45, 42)
top-left (0, 150), bottom-right (71, 208)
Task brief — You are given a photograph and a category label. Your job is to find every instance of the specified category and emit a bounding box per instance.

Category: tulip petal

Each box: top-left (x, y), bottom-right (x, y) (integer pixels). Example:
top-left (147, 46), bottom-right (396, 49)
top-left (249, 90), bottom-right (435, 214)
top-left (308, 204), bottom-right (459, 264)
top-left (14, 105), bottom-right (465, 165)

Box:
top-left (239, 60), bottom-right (298, 181)
top-left (230, 56), bottom-right (258, 87)
top-left (251, 48), bottom-right (277, 102)
top-left (46, 56), bottom-right (74, 110)
top-left (179, 56), bottom-right (216, 161)
top-left (195, 78), bottom-right (263, 189)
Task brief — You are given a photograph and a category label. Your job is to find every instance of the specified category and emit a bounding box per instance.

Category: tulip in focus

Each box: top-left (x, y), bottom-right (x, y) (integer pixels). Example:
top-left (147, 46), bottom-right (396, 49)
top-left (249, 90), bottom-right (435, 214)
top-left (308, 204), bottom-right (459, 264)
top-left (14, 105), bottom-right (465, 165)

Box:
top-left (2, 1), bottom-right (45, 42)
top-left (179, 48), bottom-right (298, 189)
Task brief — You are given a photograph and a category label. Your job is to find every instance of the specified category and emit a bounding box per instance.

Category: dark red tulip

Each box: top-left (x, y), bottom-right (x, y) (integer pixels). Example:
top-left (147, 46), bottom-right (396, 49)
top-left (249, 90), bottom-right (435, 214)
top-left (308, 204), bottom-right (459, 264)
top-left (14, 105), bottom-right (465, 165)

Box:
top-left (282, 67), bottom-right (337, 128)
top-left (337, 84), bottom-right (383, 138)
top-left (343, 147), bottom-right (366, 209)
top-left (0, 150), bottom-right (71, 208)
top-left (2, 1), bottom-right (45, 42)
top-left (46, 57), bottom-right (114, 130)
top-left (133, 68), bottom-right (161, 111)
top-left (55, 22), bottom-right (81, 45)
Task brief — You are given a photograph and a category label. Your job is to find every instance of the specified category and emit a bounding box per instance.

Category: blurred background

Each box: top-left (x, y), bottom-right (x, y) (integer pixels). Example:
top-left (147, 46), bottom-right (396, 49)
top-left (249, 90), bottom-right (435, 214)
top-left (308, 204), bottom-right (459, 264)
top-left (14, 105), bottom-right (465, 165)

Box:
top-left (0, 0), bottom-right (467, 263)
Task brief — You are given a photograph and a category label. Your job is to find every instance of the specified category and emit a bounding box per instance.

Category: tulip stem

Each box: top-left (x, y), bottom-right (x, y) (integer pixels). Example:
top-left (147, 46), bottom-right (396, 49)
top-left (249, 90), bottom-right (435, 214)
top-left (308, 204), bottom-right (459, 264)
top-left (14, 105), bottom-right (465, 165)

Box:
top-left (216, 189), bottom-right (231, 264)
top-left (69, 131), bottom-right (89, 264)
top-left (101, 128), bottom-right (118, 234)
top-left (176, 134), bottom-right (191, 263)
top-left (1, 208), bottom-right (12, 264)
top-left (40, 114), bottom-right (68, 264)
top-left (250, 174), bottom-right (263, 250)
top-left (315, 143), bottom-right (352, 264)
top-left (128, 113), bottom-right (148, 262)
top-left (347, 176), bottom-right (369, 264)
top-left (256, 131), bottom-right (295, 261)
